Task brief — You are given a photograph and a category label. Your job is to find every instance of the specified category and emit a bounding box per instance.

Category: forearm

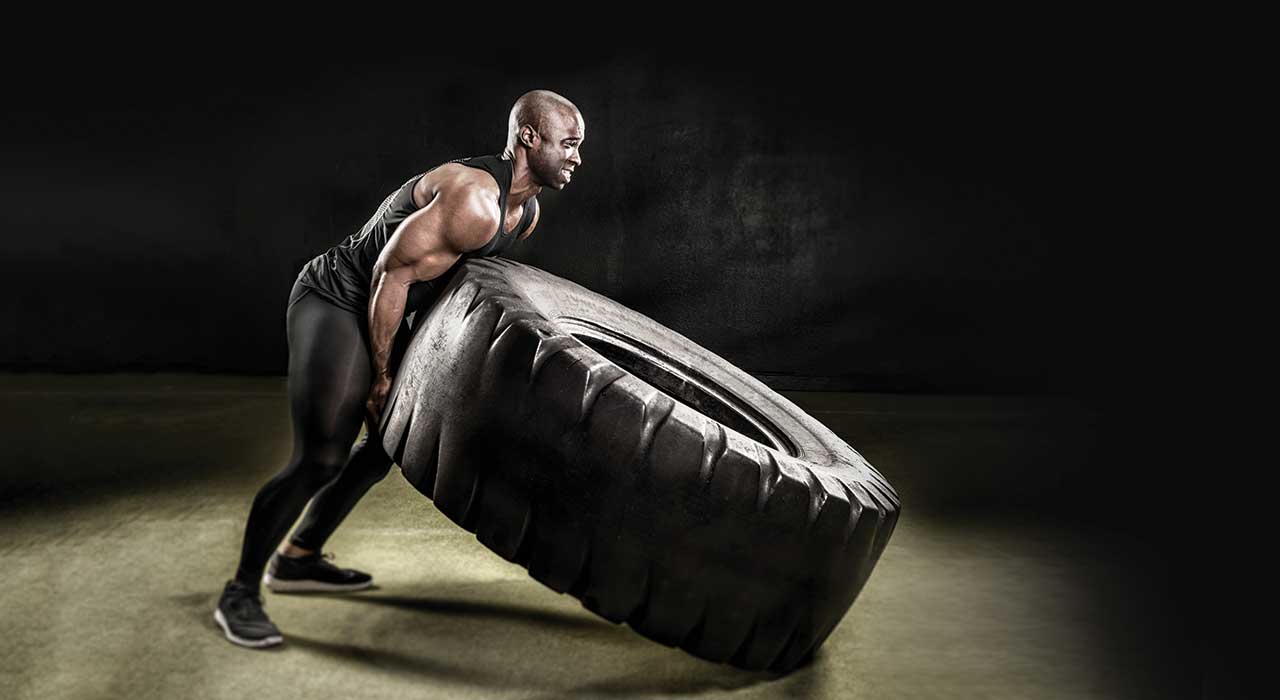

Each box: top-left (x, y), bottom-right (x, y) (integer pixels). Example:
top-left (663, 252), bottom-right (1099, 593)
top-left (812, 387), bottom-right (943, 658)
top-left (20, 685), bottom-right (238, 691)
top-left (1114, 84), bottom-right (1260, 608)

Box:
top-left (367, 271), bottom-right (409, 380)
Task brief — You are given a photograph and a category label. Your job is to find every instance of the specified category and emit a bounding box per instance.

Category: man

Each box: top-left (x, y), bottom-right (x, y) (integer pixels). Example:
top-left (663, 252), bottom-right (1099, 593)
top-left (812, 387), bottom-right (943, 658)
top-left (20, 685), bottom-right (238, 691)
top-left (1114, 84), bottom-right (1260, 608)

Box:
top-left (214, 89), bottom-right (585, 648)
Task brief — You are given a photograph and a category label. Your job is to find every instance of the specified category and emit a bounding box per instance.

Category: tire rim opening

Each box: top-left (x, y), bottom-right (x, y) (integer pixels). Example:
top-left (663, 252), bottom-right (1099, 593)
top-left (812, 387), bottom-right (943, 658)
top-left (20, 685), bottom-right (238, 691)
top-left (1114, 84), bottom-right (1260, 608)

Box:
top-left (562, 322), bottom-right (795, 455)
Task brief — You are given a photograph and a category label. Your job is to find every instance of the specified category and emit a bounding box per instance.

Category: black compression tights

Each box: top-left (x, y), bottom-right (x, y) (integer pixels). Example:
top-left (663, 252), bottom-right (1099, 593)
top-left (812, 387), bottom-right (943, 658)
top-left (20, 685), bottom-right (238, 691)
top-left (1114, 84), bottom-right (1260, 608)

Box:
top-left (233, 281), bottom-right (411, 592)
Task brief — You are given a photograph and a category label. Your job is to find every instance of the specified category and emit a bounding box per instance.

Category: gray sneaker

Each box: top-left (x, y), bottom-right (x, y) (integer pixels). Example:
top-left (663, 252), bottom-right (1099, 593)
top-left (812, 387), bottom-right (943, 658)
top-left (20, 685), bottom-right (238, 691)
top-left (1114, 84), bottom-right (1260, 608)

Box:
top-left (214, 580), bottom-right (283, 648)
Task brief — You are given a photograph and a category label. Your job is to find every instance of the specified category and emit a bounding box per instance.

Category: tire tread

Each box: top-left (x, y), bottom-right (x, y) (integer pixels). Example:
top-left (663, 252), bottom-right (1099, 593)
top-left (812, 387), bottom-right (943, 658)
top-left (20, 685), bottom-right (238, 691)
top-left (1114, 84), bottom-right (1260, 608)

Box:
top-left (381, 258), bottom-right (900, 675)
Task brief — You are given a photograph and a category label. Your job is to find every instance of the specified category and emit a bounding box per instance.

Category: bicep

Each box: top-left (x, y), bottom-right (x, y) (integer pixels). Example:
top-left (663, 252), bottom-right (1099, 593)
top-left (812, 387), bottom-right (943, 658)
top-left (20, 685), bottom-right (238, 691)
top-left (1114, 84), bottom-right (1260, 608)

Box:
top-left (378, 189), bottom-right (496, 284)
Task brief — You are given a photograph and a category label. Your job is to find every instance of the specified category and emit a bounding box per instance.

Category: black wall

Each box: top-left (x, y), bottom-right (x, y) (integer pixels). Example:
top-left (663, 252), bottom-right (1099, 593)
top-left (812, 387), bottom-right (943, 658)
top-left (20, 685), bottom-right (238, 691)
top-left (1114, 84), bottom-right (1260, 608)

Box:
top-left (2, 47), bottom-right (1149, 396)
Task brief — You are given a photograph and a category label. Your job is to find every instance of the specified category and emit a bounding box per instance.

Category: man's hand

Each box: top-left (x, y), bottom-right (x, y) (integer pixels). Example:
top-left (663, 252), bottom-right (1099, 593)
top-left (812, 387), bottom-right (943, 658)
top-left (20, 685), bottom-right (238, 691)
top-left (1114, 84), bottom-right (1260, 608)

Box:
top-left (365, 373), bottom-right (392, 434)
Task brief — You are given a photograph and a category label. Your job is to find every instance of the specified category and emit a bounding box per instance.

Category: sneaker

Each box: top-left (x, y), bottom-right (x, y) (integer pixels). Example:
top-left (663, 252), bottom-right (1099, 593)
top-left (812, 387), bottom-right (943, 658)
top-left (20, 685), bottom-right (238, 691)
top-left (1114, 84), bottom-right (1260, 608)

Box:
top-left (214, 580), bottom-right (284, 648)
top-left (263, 551), bottom-right (373, 593)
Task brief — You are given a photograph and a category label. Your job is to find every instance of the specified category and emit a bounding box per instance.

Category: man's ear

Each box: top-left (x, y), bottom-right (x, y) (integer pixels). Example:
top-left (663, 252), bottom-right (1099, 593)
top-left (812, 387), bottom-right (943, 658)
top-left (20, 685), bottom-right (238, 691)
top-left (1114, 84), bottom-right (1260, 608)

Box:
top-left (519, 124), bottom-right (538, 148)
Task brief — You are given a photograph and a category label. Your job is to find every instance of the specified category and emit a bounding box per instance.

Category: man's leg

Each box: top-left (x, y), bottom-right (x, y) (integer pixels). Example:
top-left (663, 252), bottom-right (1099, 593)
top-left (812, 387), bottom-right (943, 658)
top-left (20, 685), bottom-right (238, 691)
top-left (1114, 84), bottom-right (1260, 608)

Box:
top-left (277, 317), bottom-right (414, 557)
top-left (216, 286), bottom-right (374, 647)
top-left (284, 431), bottom-right (393, 554)
top-left (231, 290), bottom-right (373, 589)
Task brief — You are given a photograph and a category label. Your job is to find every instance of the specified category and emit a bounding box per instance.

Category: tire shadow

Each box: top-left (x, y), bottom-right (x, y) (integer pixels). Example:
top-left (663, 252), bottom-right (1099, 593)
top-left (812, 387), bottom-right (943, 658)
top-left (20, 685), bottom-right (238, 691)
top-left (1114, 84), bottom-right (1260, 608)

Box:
top-left (278, 586), bottom-right (791, 697)
top-left (332, 593), bottom-right (613, 632)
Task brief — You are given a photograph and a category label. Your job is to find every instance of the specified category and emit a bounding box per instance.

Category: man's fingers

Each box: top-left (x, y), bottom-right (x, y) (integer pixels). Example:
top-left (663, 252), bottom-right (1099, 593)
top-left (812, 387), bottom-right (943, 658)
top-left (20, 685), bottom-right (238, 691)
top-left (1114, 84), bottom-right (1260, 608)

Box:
top-left (365, 383), bottom-right (389, 436)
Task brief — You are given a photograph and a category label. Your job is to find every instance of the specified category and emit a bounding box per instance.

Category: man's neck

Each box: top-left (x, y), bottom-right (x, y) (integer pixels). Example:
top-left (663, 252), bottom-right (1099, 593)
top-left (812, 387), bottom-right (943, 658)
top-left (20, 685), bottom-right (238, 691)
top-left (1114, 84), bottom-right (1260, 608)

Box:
top-left (503, 150), bottom-right (542, 206)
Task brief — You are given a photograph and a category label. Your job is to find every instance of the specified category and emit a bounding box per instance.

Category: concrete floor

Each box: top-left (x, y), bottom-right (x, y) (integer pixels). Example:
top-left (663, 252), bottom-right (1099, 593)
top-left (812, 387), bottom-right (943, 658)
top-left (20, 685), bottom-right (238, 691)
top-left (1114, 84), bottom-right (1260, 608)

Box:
top-left (0, 374), bottom-right (1200, 699)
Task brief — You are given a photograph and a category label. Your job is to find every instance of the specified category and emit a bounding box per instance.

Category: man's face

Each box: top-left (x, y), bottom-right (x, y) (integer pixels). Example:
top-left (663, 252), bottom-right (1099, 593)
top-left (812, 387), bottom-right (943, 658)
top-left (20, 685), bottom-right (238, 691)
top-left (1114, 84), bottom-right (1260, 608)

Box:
top-left (528, 110), bottom-right (585, 191)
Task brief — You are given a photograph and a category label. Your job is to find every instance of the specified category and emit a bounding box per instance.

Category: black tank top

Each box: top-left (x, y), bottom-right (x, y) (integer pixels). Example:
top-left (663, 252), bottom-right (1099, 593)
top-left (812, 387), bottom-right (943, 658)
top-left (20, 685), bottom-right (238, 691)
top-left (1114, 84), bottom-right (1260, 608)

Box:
top-left (295, 154), bottom-right (538, 317)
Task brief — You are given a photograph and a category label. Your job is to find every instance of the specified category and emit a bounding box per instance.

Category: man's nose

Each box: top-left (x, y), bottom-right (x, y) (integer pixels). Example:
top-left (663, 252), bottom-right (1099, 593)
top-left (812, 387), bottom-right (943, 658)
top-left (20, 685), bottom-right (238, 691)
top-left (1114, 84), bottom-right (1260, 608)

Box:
top-left (568, 149), bottom-right (582, 167)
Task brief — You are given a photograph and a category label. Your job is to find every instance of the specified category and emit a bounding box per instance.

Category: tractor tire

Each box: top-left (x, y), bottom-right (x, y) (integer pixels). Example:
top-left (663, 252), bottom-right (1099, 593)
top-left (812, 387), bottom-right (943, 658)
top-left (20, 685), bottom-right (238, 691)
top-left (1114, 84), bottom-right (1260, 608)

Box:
top-left (378, 257), bottom-right (900, 673)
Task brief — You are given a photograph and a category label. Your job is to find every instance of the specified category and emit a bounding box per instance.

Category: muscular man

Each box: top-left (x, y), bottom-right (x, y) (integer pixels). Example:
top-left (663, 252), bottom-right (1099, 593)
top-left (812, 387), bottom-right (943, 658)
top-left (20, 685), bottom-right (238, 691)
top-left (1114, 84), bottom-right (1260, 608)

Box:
top-left (214, 90), bottom-right (585, 648)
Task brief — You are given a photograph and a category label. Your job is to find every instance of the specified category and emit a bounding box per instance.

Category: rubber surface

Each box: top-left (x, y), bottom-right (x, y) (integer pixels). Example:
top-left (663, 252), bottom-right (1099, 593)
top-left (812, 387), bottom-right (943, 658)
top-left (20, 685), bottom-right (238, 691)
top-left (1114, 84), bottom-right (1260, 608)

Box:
top-left (378, 258), bottom-right (901, 673)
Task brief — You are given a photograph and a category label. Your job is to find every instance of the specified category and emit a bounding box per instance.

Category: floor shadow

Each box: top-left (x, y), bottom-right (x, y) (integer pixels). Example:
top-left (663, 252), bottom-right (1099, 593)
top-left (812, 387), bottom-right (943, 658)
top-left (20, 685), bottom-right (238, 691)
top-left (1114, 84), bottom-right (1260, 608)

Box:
top-left (285, 629), bottom-right (780, 698)
top-left (329, 592), bottom-right (612, 633)
top-left (1, 384), bottom-right (293, 511)
top-left (518, 661), bottom-right (784, 699)
top-left (180, 585), bottom-right (782, 696)
top-left (285, 634), bottom-right (511, 689)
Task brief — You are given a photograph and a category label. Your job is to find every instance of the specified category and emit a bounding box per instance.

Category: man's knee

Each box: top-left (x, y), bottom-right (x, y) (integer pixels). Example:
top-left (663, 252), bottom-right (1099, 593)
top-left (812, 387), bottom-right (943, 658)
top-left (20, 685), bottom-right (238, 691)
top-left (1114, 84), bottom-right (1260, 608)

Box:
top-left (300, 445), bottom-right (351, 486)
top-left (350, 434), bottom-right (394, 481)
top-left (361, 458), bottom-right (394, 485)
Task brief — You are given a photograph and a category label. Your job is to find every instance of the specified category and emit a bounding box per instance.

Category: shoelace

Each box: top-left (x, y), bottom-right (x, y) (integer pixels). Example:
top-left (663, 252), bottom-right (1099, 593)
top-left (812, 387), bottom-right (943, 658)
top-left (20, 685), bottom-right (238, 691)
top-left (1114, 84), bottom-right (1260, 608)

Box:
top-left (227, 585), bottom-right (268, 615)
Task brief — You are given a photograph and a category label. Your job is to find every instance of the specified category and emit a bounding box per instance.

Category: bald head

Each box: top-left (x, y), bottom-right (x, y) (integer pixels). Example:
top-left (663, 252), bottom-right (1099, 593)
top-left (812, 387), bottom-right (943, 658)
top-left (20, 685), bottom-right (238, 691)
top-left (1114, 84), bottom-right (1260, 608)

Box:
top-left (504, 89), bottom-right (585, 191)
top-left (505, 90), bottom-right (583, 156)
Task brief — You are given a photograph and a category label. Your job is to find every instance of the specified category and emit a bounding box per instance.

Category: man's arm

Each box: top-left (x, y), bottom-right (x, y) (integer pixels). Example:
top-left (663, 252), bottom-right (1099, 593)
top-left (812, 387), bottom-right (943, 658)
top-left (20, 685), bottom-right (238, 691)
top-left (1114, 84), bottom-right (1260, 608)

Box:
top-left (364, 181), bottom-right (498, 424)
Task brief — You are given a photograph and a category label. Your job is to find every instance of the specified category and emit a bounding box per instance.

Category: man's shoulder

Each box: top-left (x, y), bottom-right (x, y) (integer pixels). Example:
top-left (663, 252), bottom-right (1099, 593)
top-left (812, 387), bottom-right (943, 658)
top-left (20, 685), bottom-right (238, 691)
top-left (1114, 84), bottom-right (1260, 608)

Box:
top-left (416, 164), bottom-right (501, 251)
top-left (421, 162), bottom-right (502, 209)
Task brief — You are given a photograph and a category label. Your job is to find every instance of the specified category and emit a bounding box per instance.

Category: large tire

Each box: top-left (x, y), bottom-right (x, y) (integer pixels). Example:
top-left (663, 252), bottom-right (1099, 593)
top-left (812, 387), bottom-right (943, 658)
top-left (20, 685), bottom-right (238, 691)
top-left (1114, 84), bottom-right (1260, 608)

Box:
top-left (378, 258), bottom-right (900, 673)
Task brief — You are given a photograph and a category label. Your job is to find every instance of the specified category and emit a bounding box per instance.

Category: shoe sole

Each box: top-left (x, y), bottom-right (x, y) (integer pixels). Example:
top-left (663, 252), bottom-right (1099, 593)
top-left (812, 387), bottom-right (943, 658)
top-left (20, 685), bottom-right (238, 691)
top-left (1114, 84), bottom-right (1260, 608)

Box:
top-left (262, 572), bottom-right (373, 593)
top-left (213, 608), bottom-right (284, 648)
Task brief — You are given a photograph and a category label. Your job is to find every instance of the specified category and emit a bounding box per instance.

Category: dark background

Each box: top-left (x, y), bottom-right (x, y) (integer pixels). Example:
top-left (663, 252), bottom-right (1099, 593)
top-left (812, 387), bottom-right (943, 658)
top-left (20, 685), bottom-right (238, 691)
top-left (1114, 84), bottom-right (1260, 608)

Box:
top-left (0, 45), bottom-right (1184, 537)
top-left (1, 43), bottom-right (1225, 692)
top-left (1, 47), bottom-right (1158, 399)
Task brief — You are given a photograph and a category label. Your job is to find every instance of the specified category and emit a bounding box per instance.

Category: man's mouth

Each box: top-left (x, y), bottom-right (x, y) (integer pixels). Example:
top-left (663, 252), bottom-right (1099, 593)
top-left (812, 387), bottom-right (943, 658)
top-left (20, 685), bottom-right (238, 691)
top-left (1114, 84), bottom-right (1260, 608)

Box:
top-left (562, 167), bottom-right (574, 181)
